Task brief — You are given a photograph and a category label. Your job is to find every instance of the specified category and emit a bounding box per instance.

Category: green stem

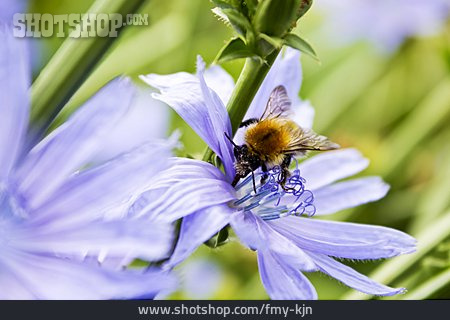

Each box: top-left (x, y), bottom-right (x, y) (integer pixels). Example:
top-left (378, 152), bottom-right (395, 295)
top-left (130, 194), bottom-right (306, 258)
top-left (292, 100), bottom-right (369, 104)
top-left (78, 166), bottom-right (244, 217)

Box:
top-left (30, 0), bottom-right (147, 135)
top-left (402, 268), bottom-right (450, 300)
top-left (50, 11), bottom-right (191, 129)
top-left (227, 52), bottom-right (279, 134)
top-left (202, 50), bottom-right (279, 162)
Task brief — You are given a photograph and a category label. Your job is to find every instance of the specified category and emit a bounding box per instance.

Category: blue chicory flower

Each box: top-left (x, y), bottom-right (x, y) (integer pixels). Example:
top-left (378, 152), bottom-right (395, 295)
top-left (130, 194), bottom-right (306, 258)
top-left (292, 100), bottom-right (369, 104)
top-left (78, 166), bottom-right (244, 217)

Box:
top-left (0, 0), bottom-right (27, 23)
top-left (91, 85), bottom-right (171, 164)
top-left (0, 27), bottom-right (175, 299)
top-left (138, 48), bottom-right (417, 299)
top-left (316, 0), bottom-right (450, 52)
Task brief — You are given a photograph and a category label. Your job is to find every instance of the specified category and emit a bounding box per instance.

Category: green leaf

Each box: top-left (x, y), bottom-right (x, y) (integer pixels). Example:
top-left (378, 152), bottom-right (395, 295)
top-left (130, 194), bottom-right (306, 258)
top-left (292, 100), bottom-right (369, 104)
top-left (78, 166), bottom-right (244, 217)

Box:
top-left (256, 41), bottom-right (274, 58)
top-left (212, 4), bottom-right (253, 38)
top-left (283, 33), bottom-right (319, 61)
top-left (243, 0), bottom-right (258, 17)
top-left (259, 33), bottom-right (283, 49)
top-left (223, 8), bottom-right (253, 36)
top-left (216, 227), bottom-right (230, 246)
top-left (215, 37), bottom-right (256, 63)
top-left (211, 0), bottom-right (256, 17)
top-left (255, 34), bottom-right (281, 58)
top-left (211, 0), bottom-right (235, 10)
top-left (204, 227), bottom-right (229, 248)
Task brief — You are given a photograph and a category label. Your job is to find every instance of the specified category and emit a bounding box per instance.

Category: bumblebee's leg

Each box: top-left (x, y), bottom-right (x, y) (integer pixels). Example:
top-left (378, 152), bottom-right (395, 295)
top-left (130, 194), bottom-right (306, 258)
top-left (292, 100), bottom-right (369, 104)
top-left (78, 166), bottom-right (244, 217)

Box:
top-left (239, 118), bottom-right (259, 128)
top-left (279, 156), bottom-right (293, 190)
top-left (260, 162), bottom-right (269, 186)
top-left (251, 171), bottom-right (257, 193)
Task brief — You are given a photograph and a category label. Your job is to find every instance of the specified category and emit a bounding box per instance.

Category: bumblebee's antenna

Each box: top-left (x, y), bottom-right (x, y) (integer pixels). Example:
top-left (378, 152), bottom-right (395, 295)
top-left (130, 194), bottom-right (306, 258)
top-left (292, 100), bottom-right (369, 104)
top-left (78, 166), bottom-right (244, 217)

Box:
top-left (224, 132), bottom-right (238, 147)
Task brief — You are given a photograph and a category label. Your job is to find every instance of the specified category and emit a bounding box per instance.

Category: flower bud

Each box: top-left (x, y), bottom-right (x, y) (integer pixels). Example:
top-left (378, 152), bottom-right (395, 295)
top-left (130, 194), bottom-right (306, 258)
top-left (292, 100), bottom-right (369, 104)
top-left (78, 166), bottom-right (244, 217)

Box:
top-left (253, 0), bottom-right (313, 37)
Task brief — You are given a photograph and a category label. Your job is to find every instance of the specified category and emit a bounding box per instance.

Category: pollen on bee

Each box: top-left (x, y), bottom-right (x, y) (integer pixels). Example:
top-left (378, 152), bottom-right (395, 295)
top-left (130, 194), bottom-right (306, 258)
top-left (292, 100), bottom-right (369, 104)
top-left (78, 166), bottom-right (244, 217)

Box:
top-left (244, 118), bottom-right (292, 163)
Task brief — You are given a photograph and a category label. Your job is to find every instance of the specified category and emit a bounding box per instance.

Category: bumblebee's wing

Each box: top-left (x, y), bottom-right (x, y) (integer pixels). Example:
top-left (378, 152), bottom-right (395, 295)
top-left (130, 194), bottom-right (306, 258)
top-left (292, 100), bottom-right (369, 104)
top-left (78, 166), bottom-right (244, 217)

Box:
top-left (260, 85), bottom-right (292, 120)
top-left (284, 127), bottom-right (340, 153)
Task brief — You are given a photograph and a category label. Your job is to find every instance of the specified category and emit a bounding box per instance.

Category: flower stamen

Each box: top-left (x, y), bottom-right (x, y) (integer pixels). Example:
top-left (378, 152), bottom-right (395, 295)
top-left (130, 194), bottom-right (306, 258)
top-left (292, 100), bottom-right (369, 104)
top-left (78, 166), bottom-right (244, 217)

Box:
top-left (232, 163), bottom-right (316, 220)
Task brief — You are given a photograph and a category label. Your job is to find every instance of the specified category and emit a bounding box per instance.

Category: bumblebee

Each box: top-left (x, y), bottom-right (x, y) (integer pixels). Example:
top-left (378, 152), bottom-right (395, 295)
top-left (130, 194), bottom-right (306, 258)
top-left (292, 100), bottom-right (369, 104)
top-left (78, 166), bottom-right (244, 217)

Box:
top-left (226, 85), bottom-right (340, 191)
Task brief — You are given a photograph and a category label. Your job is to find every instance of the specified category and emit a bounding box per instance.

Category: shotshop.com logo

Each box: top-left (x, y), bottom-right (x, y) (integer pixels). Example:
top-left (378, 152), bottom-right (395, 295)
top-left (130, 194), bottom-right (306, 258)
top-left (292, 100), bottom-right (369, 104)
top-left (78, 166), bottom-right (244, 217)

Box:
top-left (12, 13), bottom-right (149, 38)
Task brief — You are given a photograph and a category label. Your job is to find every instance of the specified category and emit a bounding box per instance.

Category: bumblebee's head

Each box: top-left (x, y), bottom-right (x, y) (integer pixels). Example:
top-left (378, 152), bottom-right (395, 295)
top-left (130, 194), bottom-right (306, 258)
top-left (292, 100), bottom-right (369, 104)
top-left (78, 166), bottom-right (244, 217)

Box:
top-left (232, 144), bottom-right (247, 161)
top-left (233, 144), bottom-right (261, 177)
top-left (233, 145), bottom-right (251, 177)
top-left (224, 132), bottom-right (260, 178)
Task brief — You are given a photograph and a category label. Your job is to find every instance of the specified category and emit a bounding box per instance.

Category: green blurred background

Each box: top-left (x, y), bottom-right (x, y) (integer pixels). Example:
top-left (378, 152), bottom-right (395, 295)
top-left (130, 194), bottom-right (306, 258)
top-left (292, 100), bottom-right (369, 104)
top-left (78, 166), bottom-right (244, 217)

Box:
top-left (25, 0), bottom-right (450, 299)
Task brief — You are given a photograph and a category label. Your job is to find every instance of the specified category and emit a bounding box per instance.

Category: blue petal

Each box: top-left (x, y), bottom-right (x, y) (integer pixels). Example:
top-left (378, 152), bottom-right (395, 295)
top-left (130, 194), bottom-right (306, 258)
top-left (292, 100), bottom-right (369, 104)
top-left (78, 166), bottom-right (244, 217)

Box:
top-left (129, 158), bottom-right (235, 222)
top-left (269, 216), bottom-right (417, 260)
top-left (133, 179), bottom-right (235, 223)
top-left (140, 62), bottom-right (235, 180)
top-left (29, 140), bottom-right (173, 228)
top-left (290, 100), bottom-right (315, 129)
top-left (149, 158), bottom-right (228, 186)
top-left (308, 252), bottom-right (405, 296)
top-left (0, 1), bottom-right (27, 23)
top-left (0, 250), bottom-right (175, 299)
top-left (313, 176), bottom-right (389, 215)
top-left (91, 85), bottom-right (170, 163)
top-left (204, 65), bottom-right (235, 105)
top-left (165, 204), bottom-right (232, 268)
top-left (195, 56), bottom-right (235, 179)
top-left (257, 249), bottom-right (318, 300)
top-left (245, 48), bottom-right (303, 120)
top-left (15, 218), bottom-right (174, 263)
top-left (230, 210), bottom-right (264, 250)
top-left (0, 27), bottom-right (29, 181)
top-left (299, 148), bottom-right (369, 190)
top-left (16, 78), bottom-right (135, 210)
top-left (231, 211), bottom-right (317, 271)
top-left (0, 271), bottom-right (33, 299)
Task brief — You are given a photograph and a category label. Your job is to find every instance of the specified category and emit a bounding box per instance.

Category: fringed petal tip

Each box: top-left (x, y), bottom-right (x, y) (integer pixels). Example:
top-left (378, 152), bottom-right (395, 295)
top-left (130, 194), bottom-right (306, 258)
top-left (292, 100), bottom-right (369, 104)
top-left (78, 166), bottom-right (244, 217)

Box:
top-left (168, 129), bottom-right (183, 150)
top-left (378, 287), bottom-right (407, 297)
top-left (196, 55), bottom-right (206, 75)
top-left (307, 252), bottom-right (409, 297)
top-left (271, 216), bottom-right (416, 260)
top-left (358, 286), bottom-right (407, 298)
top-left (139, 73), bottom-right (196, 92)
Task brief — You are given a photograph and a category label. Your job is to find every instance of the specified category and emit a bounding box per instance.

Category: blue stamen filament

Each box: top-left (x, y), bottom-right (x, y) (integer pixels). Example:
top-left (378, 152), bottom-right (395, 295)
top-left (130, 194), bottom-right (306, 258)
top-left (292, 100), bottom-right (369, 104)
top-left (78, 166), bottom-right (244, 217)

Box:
top-left (232, 164), bottom-right (316, 220)
top-left (234, 193), bottom-right (253, 206)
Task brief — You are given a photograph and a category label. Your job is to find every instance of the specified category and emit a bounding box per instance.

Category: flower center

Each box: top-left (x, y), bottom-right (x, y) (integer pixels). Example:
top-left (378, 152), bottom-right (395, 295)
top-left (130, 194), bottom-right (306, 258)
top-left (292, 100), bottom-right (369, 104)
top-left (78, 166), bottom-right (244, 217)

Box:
top-left (232, 164), bottom-right (315, 221)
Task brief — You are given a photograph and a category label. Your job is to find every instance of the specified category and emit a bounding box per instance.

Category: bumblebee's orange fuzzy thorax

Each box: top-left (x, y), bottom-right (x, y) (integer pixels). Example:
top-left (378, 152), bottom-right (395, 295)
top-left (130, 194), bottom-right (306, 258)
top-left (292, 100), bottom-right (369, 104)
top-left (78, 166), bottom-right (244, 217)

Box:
top-left (244, 118), bottom-right (293, 165)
